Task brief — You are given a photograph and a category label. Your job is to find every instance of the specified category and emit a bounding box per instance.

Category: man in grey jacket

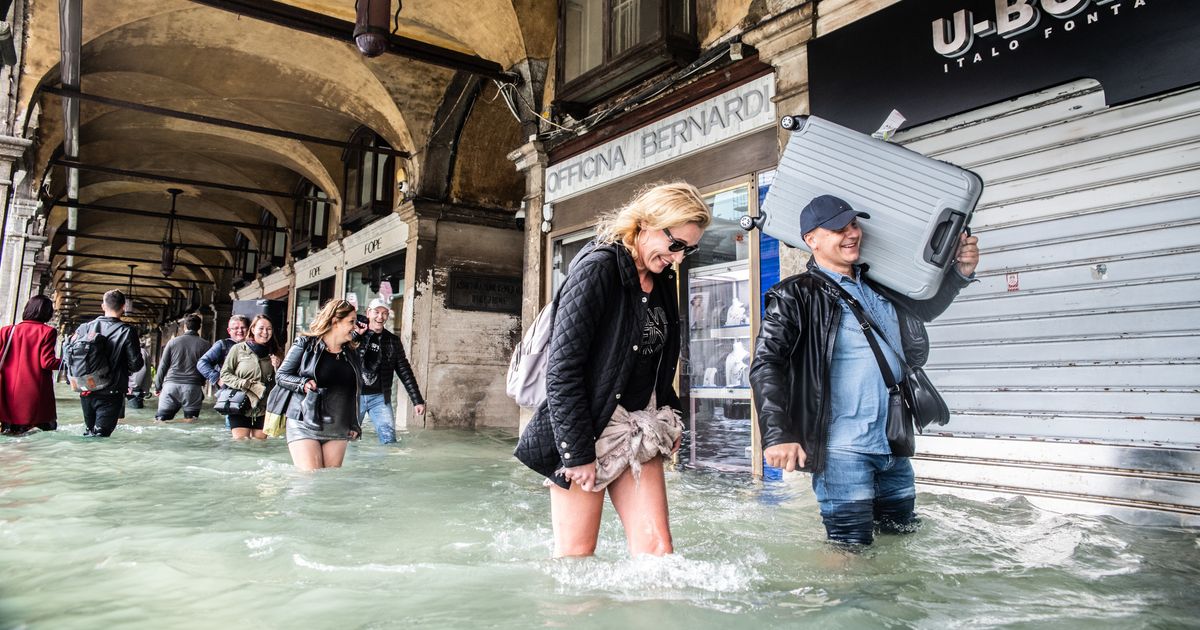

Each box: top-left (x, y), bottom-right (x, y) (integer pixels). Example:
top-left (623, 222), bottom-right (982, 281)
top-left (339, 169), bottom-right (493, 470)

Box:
top-left (154, 313), bottom-right (211, 423)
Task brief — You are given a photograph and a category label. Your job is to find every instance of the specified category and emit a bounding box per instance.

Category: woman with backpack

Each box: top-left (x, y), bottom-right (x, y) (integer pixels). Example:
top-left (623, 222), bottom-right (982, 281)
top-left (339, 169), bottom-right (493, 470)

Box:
top-left (0, 296), bottom-right (61, 435)
top-left (513, 182), bottom-right (712, 557)
top-left (219, 315), bottom-right (279, 440)
top-left (275, 299), bottom-right (366, 471)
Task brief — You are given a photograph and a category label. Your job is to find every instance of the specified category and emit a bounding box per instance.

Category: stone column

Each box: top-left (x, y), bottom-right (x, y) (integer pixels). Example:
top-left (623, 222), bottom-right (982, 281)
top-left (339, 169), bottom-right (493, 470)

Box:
top-left (507, 140), bottom-right (548, 434)
top-left (397, 200), bottom-right (438, 430)
top-left (0, 135), bottom-right (33, 325)
top-left (743, 3), bottom-right (815, 280)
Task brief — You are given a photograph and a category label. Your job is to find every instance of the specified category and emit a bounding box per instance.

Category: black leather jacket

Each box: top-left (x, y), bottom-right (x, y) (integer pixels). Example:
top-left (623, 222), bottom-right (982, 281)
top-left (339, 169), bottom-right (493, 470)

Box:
top-left (749, 258), bottom-right (970, 474)
top-left (514, 241), bottom-right (681, 488)
top-left (70, 316), bottom-right (144, 396)
top-left (358, 328), bottom-right (424, 405)
top-left (276, 335), bottom-right (364, 434)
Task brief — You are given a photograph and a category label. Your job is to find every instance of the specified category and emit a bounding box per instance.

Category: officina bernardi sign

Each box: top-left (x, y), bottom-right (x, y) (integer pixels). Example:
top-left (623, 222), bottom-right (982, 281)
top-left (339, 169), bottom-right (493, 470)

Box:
top-left (544, 74), bottom-right (775, 203)
top-left (809, 0), bottom-right (1200, 134)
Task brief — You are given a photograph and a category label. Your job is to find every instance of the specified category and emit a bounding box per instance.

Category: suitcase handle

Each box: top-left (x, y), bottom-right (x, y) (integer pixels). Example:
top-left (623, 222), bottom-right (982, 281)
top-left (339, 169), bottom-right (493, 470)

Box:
top-left (926, 210), bottom-right (967, 268)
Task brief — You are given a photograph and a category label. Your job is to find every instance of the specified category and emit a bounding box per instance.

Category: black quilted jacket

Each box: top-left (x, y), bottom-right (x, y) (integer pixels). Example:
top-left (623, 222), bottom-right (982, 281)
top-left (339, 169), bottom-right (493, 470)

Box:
top-left (514, 241), bottom-right (681, 488)
top-left (749, 257), bottom-right (970, 474)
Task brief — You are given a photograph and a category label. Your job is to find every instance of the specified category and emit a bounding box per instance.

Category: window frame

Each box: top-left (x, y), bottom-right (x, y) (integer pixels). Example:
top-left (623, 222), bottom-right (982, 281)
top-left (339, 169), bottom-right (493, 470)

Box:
top-left (341, 127), bottom-right (396, 231)
top-left (292, 181), bottom-right (330, 259)
top-left (555, 0), bottom-right (698, 112)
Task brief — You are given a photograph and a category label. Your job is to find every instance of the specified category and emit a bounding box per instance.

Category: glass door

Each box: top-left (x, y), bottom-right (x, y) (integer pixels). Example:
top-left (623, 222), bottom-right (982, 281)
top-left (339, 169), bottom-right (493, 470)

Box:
top-left (680, 181), bottom-right (754, 471)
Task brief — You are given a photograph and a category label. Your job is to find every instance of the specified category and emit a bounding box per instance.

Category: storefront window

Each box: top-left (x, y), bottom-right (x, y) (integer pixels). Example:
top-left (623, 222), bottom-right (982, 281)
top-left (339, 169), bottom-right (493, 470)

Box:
top-left (344, 250), bottom-right (407, 330)
top-left (680, 183), bottom-right (753, 472)
top-left (294, 277), bottom-right (335, 339)
top-left (551, 227), bottom-right (597, 294)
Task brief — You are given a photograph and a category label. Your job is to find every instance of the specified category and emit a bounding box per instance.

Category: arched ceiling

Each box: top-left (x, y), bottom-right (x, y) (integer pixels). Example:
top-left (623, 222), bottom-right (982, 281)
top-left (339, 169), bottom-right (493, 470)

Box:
top-left (12, 0), bottom-right (555, 322)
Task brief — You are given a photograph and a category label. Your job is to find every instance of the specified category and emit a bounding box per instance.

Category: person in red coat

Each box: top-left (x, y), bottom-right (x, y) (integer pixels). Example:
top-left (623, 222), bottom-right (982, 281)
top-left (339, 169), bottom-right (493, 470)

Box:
top-left (0, 296), bottom-right (61, 435)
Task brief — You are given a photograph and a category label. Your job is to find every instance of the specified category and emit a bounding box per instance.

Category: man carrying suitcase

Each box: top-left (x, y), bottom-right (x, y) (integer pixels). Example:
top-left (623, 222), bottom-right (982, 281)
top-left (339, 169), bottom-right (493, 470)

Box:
top-left (749, 195), bottom-right (979, 545)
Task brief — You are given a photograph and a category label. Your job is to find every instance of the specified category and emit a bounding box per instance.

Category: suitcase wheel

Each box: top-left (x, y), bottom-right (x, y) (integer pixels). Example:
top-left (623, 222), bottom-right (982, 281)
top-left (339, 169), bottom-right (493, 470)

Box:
top-left (780, 115), bottom-right (807, 131)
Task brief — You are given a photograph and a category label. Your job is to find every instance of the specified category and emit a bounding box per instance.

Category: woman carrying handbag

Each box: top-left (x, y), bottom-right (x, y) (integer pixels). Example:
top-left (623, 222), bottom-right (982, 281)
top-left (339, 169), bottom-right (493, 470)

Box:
top-left (218, 315), bottom-right (279, 440)
top-left (275, 299), bottom-right (365, 471)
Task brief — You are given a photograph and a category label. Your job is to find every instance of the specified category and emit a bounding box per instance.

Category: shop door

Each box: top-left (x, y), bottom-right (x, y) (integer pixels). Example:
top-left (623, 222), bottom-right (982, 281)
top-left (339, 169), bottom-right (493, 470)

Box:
top-left (680, 181), bottom-right (755, 471)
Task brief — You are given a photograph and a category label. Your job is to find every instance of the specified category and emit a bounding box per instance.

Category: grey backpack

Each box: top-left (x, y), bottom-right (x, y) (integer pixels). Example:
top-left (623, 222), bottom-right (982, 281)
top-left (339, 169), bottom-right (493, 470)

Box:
top-left (505, 299), bottom-right (557, 408)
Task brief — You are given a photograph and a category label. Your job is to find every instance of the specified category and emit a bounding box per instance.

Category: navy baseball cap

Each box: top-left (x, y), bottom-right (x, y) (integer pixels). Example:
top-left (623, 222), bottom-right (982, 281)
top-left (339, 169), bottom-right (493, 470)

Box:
top-left (800, 195), bottom-right (870, 235)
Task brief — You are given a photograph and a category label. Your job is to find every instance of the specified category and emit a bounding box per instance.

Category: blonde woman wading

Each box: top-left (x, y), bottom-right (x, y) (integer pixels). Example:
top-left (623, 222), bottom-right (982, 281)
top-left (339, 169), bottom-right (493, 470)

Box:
top-left (276, 299), bottom-right (366, 471)
top-left (514, 182), bottom-right (712, 557)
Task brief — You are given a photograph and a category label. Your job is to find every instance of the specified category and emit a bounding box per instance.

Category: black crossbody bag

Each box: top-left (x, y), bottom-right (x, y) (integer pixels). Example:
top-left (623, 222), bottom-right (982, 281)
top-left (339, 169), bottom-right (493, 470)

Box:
top-left (814, 274), bottom-right (951, 457)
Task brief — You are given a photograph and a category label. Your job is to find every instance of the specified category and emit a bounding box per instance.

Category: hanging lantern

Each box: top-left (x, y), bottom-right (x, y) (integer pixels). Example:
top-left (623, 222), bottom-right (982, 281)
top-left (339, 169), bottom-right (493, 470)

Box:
top-left (161, 188), bottom-right (183, 277)
top-left (123, 264), bottom-right (137, 315)
top-left (354, 0), bottom-right (394, 58)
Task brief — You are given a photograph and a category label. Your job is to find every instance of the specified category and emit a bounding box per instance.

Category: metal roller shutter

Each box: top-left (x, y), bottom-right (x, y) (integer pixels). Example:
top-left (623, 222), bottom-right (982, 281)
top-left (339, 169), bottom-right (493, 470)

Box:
top-left (893, 79), bottom-right (1200, 525)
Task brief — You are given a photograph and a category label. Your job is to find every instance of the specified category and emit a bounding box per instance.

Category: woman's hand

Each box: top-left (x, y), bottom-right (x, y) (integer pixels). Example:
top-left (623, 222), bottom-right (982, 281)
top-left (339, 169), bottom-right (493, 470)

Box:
top-left (270, 354), bottom-right (281, 369)
top-left (561, 462), bottom-right (598, 492)
top-left (304, 379), bottom-right (317, 392)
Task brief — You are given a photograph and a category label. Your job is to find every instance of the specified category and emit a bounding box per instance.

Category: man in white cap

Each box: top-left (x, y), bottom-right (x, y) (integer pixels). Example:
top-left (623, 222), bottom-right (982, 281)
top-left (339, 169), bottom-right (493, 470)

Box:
top-left (357, 298), bottom-right (425, 443)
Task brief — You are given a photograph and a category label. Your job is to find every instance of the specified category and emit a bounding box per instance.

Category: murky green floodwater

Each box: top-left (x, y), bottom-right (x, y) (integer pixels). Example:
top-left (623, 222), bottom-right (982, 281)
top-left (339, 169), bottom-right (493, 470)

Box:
top-left (1, 386), bottom-right (1196, 629)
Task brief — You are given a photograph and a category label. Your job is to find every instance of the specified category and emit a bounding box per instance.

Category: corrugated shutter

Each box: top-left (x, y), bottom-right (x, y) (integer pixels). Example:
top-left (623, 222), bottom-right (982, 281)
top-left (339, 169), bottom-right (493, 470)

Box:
top-left (893, 79), bottom-right (1200, 525)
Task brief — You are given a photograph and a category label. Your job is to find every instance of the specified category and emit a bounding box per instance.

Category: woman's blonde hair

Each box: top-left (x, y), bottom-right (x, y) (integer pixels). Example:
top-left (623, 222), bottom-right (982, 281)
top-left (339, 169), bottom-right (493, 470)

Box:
top-left (303, 299), bottom-right (357, 340)
top-left (595, 182), bottom-right (711, 260)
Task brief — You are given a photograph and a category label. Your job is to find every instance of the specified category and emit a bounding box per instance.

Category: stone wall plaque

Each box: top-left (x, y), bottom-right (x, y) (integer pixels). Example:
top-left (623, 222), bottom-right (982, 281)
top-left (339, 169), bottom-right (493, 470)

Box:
top-left (446, 272), bottom-right (521, 314)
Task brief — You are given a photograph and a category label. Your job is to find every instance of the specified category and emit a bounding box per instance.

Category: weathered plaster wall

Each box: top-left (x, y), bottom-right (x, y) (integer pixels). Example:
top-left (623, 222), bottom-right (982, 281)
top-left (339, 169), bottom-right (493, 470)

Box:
top-left (422, 221), bottom-right (522, 429)
top-left (449, 86), bottom-right (525, 209)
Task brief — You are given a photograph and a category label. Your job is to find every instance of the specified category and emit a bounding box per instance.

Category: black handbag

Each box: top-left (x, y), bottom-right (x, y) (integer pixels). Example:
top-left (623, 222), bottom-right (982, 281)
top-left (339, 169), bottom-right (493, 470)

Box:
top-left (213, 387), bottom-right (250, 415)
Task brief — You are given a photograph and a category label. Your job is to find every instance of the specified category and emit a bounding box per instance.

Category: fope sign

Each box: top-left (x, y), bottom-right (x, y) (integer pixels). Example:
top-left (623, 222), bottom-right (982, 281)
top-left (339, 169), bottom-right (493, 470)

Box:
top-left (544, 75), bottom-right (775, 203)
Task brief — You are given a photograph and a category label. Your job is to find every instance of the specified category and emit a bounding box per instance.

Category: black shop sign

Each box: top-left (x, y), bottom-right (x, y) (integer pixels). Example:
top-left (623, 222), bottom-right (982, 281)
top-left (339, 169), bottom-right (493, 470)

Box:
top-left (446, 272), bottom-right (522, 314)
top-left (809, 0), bottom-right (1200, 133)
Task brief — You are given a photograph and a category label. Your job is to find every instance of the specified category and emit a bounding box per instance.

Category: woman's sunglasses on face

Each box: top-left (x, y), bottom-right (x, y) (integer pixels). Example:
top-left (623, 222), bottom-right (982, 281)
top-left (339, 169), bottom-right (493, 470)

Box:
top-left (663, 227), bottom-right (699, 257)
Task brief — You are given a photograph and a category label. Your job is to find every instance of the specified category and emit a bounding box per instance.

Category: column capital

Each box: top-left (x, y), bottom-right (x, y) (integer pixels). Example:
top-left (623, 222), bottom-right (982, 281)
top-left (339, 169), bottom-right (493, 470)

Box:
top-left (0, 135), bottom-right (32, 162)
top-left (742, 3), bottom-right (815, 65)
top-left (507, 141), bottom-right (547, 173)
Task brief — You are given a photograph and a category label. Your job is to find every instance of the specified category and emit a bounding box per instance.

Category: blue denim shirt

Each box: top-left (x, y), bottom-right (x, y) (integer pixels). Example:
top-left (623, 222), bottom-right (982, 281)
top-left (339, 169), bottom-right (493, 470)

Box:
top-left (816, 264), bottom-right (905, 454)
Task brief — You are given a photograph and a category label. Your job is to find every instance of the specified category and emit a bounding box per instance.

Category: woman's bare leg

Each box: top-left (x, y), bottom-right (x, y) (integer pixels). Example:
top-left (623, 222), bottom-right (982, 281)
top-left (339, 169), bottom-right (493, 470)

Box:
top-left (320, 440), bottom-right (349, 467)
top-left (549, 482), bottom-right (606, 557)
top-left (608, 457), bottom-right (673, 556)
top-left (230, 428), bottom-right (251, 440)
top-left (288, 439), bottom-right (324, 471)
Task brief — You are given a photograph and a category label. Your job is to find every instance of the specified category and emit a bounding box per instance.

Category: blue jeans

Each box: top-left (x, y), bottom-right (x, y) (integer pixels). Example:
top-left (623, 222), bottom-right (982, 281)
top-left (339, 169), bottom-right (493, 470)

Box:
top-left (359, 394), bottom-right (396, 444)
top-left (812, 448), bottom-right (918, 545)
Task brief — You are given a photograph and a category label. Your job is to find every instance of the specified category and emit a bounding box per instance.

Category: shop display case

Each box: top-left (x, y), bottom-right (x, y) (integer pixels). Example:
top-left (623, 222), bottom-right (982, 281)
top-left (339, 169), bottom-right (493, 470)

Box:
top-left (683, 259), bottom-right (753, 471)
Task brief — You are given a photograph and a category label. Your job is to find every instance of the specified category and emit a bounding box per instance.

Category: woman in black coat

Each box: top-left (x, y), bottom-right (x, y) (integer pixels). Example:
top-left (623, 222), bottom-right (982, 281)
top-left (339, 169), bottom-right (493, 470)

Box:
top-left (515, 182), bottom-right (711, 557)
top-left (276, 299), bottom-right (366, 470)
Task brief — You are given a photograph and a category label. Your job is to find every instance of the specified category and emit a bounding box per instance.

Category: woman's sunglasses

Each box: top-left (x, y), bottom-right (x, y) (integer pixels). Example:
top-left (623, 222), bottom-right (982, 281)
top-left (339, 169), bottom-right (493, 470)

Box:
top-left (663, 227), bottom-right (700, 257)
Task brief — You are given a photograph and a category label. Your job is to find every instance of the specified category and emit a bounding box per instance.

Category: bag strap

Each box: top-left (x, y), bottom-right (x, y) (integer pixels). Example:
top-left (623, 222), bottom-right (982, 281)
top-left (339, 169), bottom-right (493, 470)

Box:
top-left (811, 271), bottom-right (902, 393)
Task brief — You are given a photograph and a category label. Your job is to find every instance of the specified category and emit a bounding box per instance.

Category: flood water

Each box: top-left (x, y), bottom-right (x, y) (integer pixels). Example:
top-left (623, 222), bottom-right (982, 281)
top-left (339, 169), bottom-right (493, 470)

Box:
top-left (1, 386), bottom-right (1196, 629)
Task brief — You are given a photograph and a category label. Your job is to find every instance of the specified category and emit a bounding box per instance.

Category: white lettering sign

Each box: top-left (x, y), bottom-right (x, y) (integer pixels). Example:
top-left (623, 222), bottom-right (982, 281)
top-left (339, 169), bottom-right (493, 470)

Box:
top-left (932, 0), bottom-right (1133, 71)
top-left (544, 75), bottom-right (776, 203)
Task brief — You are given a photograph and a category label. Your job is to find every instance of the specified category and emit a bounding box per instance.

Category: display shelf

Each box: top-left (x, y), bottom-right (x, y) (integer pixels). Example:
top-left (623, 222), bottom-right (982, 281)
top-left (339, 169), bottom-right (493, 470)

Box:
top-left (689, 387), bottom-right (752, 399)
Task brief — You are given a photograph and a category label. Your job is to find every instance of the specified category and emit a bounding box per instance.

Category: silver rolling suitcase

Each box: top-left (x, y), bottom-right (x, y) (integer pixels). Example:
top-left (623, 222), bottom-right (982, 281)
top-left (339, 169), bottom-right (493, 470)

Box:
top-left (743, 115), bottom-right (983, 300)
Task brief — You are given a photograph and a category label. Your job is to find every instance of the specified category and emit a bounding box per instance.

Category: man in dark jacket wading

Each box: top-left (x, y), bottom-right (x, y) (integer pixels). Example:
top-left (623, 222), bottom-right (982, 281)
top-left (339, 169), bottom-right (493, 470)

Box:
top-left (357, 298), bottom-right (425, 443)
top-left (67, 290), bottom-right (145, 437)
top-left (749, 195), bottom-right (979, 545)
